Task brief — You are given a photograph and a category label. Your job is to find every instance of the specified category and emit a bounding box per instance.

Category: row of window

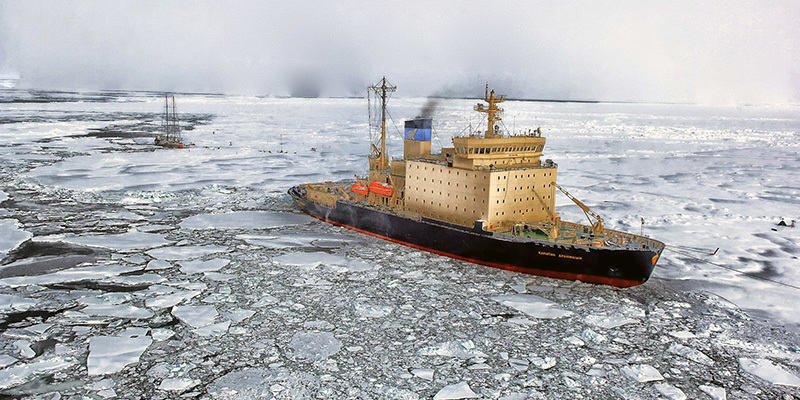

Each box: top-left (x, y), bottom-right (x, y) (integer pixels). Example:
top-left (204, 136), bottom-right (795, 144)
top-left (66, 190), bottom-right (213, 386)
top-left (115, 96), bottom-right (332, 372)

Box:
top-left (456, 145), bottom-right (543, 155)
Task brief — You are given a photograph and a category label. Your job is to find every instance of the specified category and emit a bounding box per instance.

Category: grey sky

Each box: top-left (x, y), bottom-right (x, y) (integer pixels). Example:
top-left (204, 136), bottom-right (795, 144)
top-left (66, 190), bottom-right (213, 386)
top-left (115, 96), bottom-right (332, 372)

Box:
top-left (2, 1), bottom-right (798, 103)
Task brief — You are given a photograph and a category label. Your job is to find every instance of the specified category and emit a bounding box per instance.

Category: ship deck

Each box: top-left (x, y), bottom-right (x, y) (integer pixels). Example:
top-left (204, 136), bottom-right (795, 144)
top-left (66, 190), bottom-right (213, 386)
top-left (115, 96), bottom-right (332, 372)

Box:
top-left (296, 181), bottom-right (664, 254)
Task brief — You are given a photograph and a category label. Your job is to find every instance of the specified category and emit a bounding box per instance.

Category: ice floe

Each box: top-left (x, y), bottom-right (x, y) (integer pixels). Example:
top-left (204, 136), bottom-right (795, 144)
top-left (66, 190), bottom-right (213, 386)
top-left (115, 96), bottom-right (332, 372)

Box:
top-left (0, 219), bottom-right (32, 260)
top-left (146, 245), bottom-right (227, 260)
top-left (60, 229), bottom-right (171, 250)
top-left (180, 211), bottom-right (311, 230)
top-left (433, 381), bottom-right (479, 399)
top-left (87, 333), bottom-right (152, 376)
top-left (178, 258), bottom-right (230, 274)
top-left (739, 357), bottom-right (800, 387)
top-left (418, 340), bottom-right (486, 359)
top-left (491, 293), bottom-right (572, 319)
top-left (172, 305), bottom-right (219, 328)
top-left (288, 331), bottom-right (341, 361)
top-left (620, 364), bottom-right (664, 382)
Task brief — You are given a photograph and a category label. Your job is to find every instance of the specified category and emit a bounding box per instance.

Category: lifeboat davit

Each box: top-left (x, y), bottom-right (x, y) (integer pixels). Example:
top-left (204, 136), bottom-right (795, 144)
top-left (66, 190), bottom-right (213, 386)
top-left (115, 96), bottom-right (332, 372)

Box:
top-left (352, 181), bottom-right (369, 195)
top-left (369, 181), bottom-right (394, 196)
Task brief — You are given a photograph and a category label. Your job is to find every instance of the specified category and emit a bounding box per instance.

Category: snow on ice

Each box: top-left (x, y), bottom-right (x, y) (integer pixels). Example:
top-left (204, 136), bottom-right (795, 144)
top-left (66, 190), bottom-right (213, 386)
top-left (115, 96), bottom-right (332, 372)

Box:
top-left (0, 91), bottom-right (798, 398)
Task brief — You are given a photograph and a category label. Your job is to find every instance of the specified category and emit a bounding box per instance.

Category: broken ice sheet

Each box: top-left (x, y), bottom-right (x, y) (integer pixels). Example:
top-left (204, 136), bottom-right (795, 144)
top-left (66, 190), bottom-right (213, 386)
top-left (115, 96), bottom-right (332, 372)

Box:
top-left (0, 354), bottom-right (78, 390)
top-left (159, 377), bottom-right (201, 392)
top-left (273, 251), bottom-right (348, 269)
top-left (288, 331), bottom-right (341, 361)
top-left (353, 302), bottom-right (393, 318)
top-left (739, 357), bottom-right (800, 387)
top-left (418, 340), bottom-right (486, 359)
top-left (654, 383), bottom-right (687, 400)
top-left (146, 245), bottom-right (227, 261)
top-left (178, 258), bottom-right (229, 274)
top-left (172, 305), bottom-right (218, 328)
top-left (87, 334), bottom-right (152, 376)
top-left (80, 304), bottom-right (154, 319)
top-left (620, 364), bottom-right (664, 382)
top-left (0, 219), bottom-right (32, 260)
top-left (584, 314), bottom-right (639, 329)
top-left (433, 381), bottom-right (479, 400)
top-left (491, 293), bottom-right (572, 319)
top-left (145, 290), bottom-right (201, 309)
top-left (179, 211), bottom-right (311, 230)
top-left (60, 229), bottom-right (171, 251)
top-left (0, 263), bottom-right (140, 288)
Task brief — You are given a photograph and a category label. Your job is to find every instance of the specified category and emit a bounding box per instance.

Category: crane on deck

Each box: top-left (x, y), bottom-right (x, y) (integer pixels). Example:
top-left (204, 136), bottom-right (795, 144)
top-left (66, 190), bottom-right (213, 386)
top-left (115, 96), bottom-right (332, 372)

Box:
top-left (553, 183), bottom-right (604, 234)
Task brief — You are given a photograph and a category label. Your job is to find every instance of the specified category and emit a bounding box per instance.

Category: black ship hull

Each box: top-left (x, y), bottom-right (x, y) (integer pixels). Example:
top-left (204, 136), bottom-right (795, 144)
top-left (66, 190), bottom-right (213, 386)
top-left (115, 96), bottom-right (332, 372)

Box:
top-left (289, 187), bottom-right (661, 287)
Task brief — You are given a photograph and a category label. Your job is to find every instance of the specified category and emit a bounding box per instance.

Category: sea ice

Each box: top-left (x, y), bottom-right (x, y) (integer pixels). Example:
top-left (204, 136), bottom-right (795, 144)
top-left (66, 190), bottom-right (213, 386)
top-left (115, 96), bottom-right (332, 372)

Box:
top-left (145, 260), bottom-right (172, 270)
top-left (584, 314), bottom-right (638, 329)
top-left (653, 383), bottom-right (687, 400)
top-left (411, 368), bottom-right (434, 381)
top-left (491, 293), bottom-right (572, 319)
top-left (0, 219), bottom-right (32, 260)
top-left (80, 304), bottom-right (154, 319)
top-left (172, 305), bottom-right (219, 328)
top-left (146, 245), bottom-right (227, 260)
top-left (418, 340), bottom-right (486, 359)
top-left (738, 357), bottom-right (800, 387)
top-left (159, 377), bottom-right (201, 392)
top-left (433, 381), bottom-right (479, 400)
top-left (87, 334), bottom-right (152, 376)
top-left (194, 320), bottom-right (231, 337)
top-left (145, 290), bottom-right (201, 309)
top-left (178, 258), bottom-right (230, 274)
top-left (698, 384), bottom-right (726, 400)
top-left (60, 229), bottom-right (170, 250)
top-left (0, 355), bottom-right (77, 389)
top-left (667, 343), bottom-right (714, 366)
top-left (179, 211), bottom-right (311, 230)
top-left (0, 263), bottom-right (140, 287)
top-left (353, 302), bottom-right (393, 318)
top-left (620, 364), bottom-right (664, 382)
top-left (288, 331), bottom-right (341, 361)
top-left (272, 251), bottom-right (348, 269)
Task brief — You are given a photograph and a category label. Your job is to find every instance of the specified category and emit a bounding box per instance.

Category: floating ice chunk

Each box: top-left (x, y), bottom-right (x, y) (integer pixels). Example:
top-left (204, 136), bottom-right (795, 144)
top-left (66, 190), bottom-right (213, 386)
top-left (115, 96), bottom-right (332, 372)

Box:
top-left (159, 377), bottom-right (201, 392)
top-left (433, 381), bottom-right (479, 399)
top-left (667, 343), bottom-right (714, 365)
top-left (653, 383), bottom-right (687, 400)
top-left (87, 335), bottom-right (152, 376)
top-left (61, 229), bottom-right (170, 251)
top-left (529, 356), bottom-right (557, 370)
top-left (621, 364), bottom-right (664, 382)
top-left (699, 384), bottom-right (726, 400)
top-left (81, 304), bottom-right (154, 319)
top-left (0, 354), bottom-right (18, 368)
top-left (377, 386), bottom-right (420, 400)
top-left (180, 211), bottom-right (311, 230)
top-left (411, 368), bottom-right (434, 381)
top-left (0, 263), bottom-right (140, 287)
top-left (418, 340), bottom-right (486, 359)
top-left (581, 328), bottom-right (607, 344)
top-left (353, 302), bottom-right (393, 318)
top-left (145, 260), bottom-right (172, 271)
top-left (206, 367), bottom-right (320, 399)
top-left (0, 294), bottom-right (36, 312)
top-left (172, 305), bottom-right (218, 328)
top-left (204, 272), bottom-right (235, 281)
top-left (151, 328), bottom-right (175, 341)
top-left (177, 258), bottom-right (229, 274)
top-left (668, 330), bottom-right (696, 339)
top-left (563, 335), bottom-right (585, 346)
top-left (273, 252), bottom-right (347, 268)
top-left (145, 290), bottom-right (201, 309)
top-left (584, 314), bottom-right (638, 329)
top-left (146, 245), bottom-right (227, 261)
top-left (289, 331), bottom-right (341, 361)
top-left (13, 340), bottom-right (35, 359)
top-left (106, 273), bottom-right (166, 286)
top-left (491, 294), bottom-right (572, 319)
top-left (302, 320), bottom-right (334, 330)
top-left (194, 320), bottom-right (230, 337)
top-left (739, 358), bottom-right (800, 387)
top-left (0, 354), bottom-right (77, 389)
top-left (224, 309), bottom-right (256, 323)
top-left (0, 219), bottom-right (32, 260)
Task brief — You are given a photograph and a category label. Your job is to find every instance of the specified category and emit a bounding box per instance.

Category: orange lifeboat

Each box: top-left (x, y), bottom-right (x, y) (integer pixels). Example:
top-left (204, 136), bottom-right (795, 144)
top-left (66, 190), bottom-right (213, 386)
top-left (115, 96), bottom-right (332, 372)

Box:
top-left (369, 181), bottom-right (394, 196)
top-left (352, 181), bottom-right (369, 196)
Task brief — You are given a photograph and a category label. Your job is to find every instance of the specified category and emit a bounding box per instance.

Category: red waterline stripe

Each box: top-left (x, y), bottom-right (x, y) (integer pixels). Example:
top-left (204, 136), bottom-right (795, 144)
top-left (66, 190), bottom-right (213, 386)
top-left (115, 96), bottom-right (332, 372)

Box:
top-left (305, 212), bottom-right (644, 288)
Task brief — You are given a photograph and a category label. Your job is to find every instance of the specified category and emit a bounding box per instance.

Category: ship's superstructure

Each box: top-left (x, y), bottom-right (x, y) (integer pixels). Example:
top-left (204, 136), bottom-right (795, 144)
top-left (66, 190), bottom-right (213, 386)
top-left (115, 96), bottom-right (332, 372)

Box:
top-left (290, 78), bottom-right (664, 287)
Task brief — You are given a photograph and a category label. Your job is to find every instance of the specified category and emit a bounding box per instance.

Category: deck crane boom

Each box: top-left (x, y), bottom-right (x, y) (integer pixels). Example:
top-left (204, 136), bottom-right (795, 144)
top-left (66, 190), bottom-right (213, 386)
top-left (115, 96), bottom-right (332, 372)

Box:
top-left (553, 183), bottom-right (604, 234)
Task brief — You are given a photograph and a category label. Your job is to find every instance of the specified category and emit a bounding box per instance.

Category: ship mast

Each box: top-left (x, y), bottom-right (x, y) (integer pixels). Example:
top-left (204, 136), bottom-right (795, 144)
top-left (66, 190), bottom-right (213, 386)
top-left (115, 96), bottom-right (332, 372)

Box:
top-left (474, 83), bottom-right (505, 138)
top-left (368, 77), bottom-right (396, 170)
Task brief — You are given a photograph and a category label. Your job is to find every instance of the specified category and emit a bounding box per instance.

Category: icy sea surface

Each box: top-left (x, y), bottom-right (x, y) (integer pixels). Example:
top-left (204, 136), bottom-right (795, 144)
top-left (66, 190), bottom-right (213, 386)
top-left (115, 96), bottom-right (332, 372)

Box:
top-left (0, 89), bottom-right (799, 399)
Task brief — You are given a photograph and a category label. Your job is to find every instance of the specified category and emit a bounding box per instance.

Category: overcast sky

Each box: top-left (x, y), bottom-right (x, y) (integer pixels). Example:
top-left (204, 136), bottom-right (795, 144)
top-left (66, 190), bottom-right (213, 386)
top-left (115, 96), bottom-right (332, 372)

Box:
top-left (1, 1), bottom-right (798, 103)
